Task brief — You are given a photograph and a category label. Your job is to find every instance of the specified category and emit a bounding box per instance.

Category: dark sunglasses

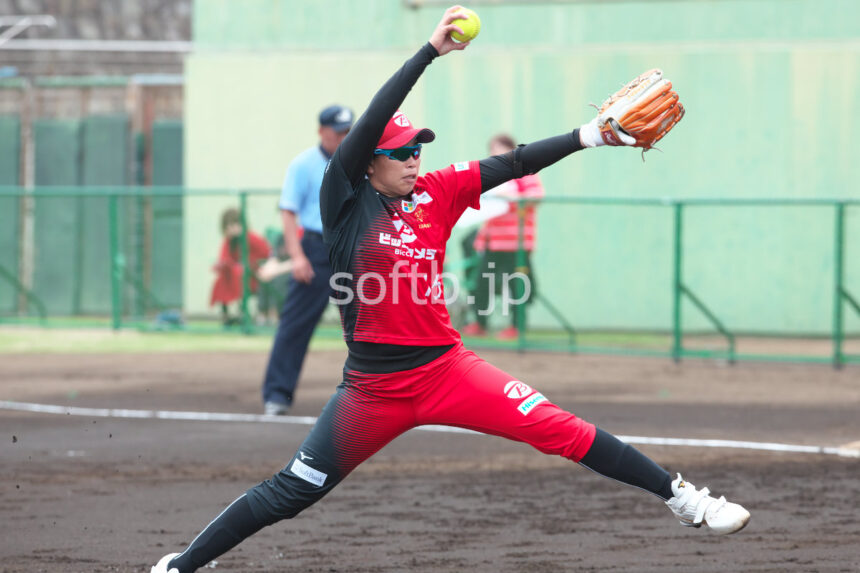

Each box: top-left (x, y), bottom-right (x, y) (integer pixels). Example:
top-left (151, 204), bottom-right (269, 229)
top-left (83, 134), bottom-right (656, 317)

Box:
top-left (373, 144), bottom-right (422, 161)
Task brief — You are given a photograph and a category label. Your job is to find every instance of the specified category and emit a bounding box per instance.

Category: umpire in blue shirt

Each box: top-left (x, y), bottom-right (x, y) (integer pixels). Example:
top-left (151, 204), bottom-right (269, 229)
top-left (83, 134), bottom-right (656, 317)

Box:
top-left (262, 105), bottom-right (354, 415)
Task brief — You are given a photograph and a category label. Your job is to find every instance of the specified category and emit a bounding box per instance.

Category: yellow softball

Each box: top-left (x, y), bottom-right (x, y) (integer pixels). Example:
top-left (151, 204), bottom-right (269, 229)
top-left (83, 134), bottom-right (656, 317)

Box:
top-left (451, 8), bottom-right (481, 43)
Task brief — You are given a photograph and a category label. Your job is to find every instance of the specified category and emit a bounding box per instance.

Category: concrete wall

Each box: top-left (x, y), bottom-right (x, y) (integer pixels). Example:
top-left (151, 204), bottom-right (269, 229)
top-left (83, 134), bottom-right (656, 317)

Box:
top-left (0, 0), bottom-right (190, 75)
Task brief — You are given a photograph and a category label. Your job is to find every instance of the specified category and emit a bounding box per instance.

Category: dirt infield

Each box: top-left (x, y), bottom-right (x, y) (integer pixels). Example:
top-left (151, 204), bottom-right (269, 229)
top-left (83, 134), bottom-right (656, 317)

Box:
top-left (2, 347), bottom-right (859, 572)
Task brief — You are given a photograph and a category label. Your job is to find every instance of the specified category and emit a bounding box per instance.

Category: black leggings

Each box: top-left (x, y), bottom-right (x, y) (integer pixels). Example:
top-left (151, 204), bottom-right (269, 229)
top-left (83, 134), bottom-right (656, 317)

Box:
top-left (579, 427), bottom-right (673, 500)
top-left (168, 426), bottom-right (671, 573)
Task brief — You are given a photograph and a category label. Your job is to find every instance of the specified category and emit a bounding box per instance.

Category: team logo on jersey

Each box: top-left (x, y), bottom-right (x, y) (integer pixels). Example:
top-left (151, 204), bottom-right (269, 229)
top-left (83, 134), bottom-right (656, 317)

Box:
top-left (393, 111), bottom-right (410, 127)
top-left (415, 208), bottom-right (432, 228)
top-left (391, 211), bottom-right (417, 244)
top-left (402, 190), bottom-right (433, 213)
top-left (454, 161), bottom-right (469, 172)
top-left (378, 234), bottom-right (436, 259)
top-left (504, 381), bottom-right (533, 400)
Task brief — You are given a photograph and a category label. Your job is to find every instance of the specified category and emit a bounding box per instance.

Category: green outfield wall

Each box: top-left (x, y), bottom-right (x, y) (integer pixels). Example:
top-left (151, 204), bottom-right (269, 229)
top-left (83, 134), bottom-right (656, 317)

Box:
top-left (184, 0), bottom-right (860, 334)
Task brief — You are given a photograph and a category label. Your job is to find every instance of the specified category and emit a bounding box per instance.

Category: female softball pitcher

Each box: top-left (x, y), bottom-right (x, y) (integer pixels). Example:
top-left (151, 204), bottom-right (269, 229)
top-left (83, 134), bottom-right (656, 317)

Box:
top-left (152, 7), bottom-right (749, 572)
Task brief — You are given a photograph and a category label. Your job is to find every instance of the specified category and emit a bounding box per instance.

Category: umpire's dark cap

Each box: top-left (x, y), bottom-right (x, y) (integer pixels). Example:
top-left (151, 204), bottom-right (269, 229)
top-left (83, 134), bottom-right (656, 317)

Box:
top-left (319, 105), bottom-right (354, 133)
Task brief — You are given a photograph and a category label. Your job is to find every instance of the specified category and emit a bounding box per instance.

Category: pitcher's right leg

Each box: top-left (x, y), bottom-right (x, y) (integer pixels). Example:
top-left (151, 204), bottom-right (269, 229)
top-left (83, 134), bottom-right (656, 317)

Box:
top-left (247, 380), bottom-right (413, 521)
top-left (161, 382), bottom-right (413, 573)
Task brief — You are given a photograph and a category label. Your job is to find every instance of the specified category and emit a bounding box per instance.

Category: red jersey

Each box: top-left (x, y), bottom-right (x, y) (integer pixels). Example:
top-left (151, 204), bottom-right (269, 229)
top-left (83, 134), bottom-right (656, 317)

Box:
top-left (321, 157), bottom-right (481, 345)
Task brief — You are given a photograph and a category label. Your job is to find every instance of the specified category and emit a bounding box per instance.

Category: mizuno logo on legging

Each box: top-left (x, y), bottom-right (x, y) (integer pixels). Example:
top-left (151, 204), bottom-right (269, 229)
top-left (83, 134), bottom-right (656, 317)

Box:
top-left (299, 451), bottom-right (313, 461)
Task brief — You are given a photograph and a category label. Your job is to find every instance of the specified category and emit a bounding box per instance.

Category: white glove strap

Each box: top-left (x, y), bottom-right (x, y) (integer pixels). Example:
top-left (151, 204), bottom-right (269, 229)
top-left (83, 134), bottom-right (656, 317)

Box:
top-left (578, 118), bottom-right (604, 148)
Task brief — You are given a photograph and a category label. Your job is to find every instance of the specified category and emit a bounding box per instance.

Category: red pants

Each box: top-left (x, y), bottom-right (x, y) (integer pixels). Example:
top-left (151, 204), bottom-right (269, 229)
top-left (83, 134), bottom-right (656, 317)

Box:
top-left (335, 342), bottom-right (596, 470)
top-left (247, 342), bottom-right (596, 521)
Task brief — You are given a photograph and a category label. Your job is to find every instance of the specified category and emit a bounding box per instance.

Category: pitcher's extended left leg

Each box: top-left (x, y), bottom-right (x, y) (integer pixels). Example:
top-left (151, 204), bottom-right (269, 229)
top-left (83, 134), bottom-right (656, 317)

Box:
top-left (416, 347), bottom-right (749, 534)
top-left (416, 349), bottom-right (669, 494)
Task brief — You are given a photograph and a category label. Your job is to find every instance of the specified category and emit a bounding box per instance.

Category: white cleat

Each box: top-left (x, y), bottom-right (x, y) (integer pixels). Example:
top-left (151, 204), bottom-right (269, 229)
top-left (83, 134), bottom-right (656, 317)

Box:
top-left (665, 473), bottom-right (750, 535)
top-left (151, 553), bottom-right (181, 573)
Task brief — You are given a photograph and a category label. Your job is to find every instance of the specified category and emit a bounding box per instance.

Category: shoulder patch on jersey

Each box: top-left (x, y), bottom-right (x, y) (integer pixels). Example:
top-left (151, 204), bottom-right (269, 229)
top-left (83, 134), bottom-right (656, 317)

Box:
top-left (453, 161), bottom-right (470, 172)
top-left (403, 190), bottom-right (433, 213)
top-left (413, 191), bottom-right (433, 205)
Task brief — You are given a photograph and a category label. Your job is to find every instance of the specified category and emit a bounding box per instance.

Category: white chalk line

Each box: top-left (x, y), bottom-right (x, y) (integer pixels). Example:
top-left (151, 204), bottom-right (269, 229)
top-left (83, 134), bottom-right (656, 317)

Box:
top-left (2, 400), bottom-right (858, 459)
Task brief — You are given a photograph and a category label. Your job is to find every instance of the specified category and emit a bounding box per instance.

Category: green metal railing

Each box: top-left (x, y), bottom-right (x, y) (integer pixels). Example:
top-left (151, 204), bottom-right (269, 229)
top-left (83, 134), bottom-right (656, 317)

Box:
top-left (511, 199), bottom-right (576, 352)
top-left (108, 195), bottom-right (123, 330)
top-left (833, 203), bottom-right (860, 368)
top-left (0, 262), bottom-right (47, 322)
top-left (671, 203), bottom-right (735, 364)
top-left (505, 196), bottom-right (860, 367)
top-left (0, 186), bottom-right (273, 331)
top-left (0, 187), bottom-right (857, 367)
top-left (238, 191), bottom-right (253, 334)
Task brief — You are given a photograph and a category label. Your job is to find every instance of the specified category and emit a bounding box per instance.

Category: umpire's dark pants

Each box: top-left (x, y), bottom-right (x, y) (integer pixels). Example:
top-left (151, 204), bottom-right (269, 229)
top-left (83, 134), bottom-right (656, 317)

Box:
top-left (469, 250), bottom-right (536, 330)
top-left (262, 232), bottom-right (332, 407)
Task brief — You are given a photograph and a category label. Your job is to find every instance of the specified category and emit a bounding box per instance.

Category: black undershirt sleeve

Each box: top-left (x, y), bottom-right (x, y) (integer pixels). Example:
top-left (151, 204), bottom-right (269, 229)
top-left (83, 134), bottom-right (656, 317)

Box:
top-left (336, 43), bottom-right (439, 189)
top-left (478, 129), bottom-right (584, 193)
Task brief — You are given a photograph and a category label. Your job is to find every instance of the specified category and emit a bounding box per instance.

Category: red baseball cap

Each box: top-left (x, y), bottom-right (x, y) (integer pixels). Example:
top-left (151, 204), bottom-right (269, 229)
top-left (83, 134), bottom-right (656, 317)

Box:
top-left (376, 111), bottom-right (435, 150)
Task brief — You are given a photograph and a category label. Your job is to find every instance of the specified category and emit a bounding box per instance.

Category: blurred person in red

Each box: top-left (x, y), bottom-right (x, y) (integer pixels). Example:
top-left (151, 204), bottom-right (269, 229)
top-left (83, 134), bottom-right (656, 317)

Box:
top-left (462, 133), bottom-right (544, 340)
top-left (210, 207), bottom-right (271, 326)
